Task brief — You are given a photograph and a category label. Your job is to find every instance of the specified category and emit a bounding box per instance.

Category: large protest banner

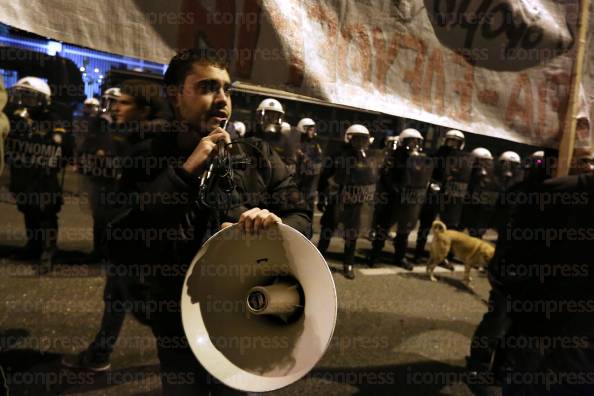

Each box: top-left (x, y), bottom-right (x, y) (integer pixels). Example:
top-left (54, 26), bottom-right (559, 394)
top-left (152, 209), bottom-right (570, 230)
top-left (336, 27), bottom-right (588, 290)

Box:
top-left (0, 0), bottom-right (591, 148)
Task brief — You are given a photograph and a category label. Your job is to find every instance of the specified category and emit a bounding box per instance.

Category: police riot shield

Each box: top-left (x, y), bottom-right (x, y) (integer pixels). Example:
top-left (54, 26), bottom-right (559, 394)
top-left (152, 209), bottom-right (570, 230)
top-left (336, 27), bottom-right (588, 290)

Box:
top-left (77, 123), bottom-right (128, 182)
top-left (460, 161), bottom-right (500, 232)
top-left (5, 114), bottom-right (70, 203)
top-left (265, 128), bottom-right (300, 175)
top-left (333, 153), bottom-right (377, 232)
top-left (395, 155), bottom-right (434, 232)
top-left (297, 140), bottom-right (323, 177)
top-left (439, 151), bottom-right (473, 228)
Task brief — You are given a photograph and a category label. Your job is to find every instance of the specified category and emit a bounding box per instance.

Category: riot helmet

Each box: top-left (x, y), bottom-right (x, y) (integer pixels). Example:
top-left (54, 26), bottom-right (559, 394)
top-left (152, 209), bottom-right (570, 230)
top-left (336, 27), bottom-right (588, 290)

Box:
top-left (524, 150), bottom-right (544, 168)
top-left (256, 98), bottom-right (284, 134)
top-left (281, 121), bottom-right (291, 134)
top-left (100, 87), bottom-right (121, 117)
top-left (83, 97), bottom-right (100, 116)
top-left (344, 124), bottom-right (372, 151)
top-left (9, 77), bottom-right (51, 111)
top-left (398, 128), bottom-right (424, 155)
top-left (471, 147), bottom-right (493, 176)
top-left (471, 147), bottom-right (493, 160)
top-left (385, 136), bottom-right (399, 152)
top-left (297, 117), bottom-right (316, 138)
top-left (498, 150), bottom-right (521, 180)
top-left (233, 121), bottom-right (246, 138)
top-left (444, 129), bottom-right (465, 150)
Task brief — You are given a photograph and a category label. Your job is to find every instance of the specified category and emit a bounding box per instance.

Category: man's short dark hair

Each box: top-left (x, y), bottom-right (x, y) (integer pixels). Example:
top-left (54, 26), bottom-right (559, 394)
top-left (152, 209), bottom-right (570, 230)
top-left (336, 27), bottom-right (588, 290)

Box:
top-left (164, 48), bottom-right (230, 89)
top-left (120, 79), bottom-right (167, 119)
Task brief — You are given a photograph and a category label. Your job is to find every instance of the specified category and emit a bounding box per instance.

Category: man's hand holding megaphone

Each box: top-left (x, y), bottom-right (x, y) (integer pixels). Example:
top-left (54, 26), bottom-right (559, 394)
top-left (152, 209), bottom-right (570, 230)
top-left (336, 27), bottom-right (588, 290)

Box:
top-left (221, 207), bottom-right (283, 232)
top-left (181, 126), bottom-right (231, 177)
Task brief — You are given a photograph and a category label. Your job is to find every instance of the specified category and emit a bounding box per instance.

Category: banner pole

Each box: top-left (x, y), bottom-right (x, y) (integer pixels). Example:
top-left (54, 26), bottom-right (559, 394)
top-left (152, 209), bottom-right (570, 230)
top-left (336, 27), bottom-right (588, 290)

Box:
top-left (556, 0), bottom-right (591, 177)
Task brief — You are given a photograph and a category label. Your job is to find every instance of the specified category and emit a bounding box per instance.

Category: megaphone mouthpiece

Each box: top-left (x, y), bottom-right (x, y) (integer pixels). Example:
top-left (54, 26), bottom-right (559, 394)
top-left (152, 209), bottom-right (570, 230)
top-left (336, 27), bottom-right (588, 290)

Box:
top-left (246, 282), bottom-right (303, 317)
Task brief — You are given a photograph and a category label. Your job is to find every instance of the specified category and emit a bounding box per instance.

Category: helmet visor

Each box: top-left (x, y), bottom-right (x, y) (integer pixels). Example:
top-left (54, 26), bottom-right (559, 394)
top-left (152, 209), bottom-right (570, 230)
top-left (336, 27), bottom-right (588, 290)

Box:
top-left (10, 87), bottom-right (48, 108)
top-left (444, 137), bottom-right (463, 150)
top-left (349, 134), bottom-right (370, 150)
top-left (400, 138), bottom-right (422, 152)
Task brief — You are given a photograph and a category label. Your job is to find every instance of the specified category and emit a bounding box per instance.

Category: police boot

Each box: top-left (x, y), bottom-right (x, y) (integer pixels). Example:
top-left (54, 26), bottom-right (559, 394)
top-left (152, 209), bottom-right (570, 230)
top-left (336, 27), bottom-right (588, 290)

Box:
top-left (395, 257), bottom-right (414, 271)
top-left (343, 264), bottom-right (355, 280)
top-left (39, 227), bottom-right (58, 275)
top-left (393, 233), bottom-right (414, 271)
top-left (367, 244), bottom-right (382, 268)
top-left (343, 240), bottom-right (356, 280)
top-left (343, 254), bottom-right (356, 280)
top-left (13, 213), bottom-right (42, 260)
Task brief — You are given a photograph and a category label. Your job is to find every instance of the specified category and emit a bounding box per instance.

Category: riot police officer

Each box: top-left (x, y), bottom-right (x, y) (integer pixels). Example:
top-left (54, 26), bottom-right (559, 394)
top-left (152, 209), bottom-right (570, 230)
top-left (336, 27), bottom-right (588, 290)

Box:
top-left (83, 97), bottom-right (100, 117)
top-left (296, 117), bottom-right (323, 209)
top-left (253, 98), bottom-right (300, 175)
top-left (368, 128), bottom-right (433, 270)
top-left (99, 87), bottom-right (121, 125)
top-left (4, 76), bottom-right (73, 273)
top-left (384, 136), bottom-right (399, 153)
top-left (317, 124), bottom-right (376, 279)
top-left (522, 150), bottom-right (546, 181)
top-left (459, 147), bottom-right (499, 238)
top-left (414, 129), bottom-right (471, 262)
top-left (496, 150), bottom-right (523, 190)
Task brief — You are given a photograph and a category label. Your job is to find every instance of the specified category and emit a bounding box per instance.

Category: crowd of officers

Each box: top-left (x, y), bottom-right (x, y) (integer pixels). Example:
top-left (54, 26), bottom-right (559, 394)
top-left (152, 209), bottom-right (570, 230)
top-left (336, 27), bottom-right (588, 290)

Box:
top-left (1, 48), bottom-right (594, 395)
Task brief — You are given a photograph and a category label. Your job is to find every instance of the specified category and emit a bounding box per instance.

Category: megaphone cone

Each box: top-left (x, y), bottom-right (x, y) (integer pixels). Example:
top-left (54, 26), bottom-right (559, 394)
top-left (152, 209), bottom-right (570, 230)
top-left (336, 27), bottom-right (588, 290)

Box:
top-left (181, 223), bottom-right (337, 392)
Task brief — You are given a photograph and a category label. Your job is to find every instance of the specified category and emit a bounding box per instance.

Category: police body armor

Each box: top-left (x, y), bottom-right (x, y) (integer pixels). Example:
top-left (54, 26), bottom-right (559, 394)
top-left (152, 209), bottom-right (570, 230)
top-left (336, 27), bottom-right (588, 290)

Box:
top-left (460, 161), bottom-right (500, 232)
top-left (392, 154), bottom-right (434, 233)
top-left (77, 121), bottom-right (128, 182)
top-left (297, 139), bottom-right (323, 177)
top-left (438, 150), bottom-right (473, 228)
top-left (5, 111), bottom-right (69, 208)
top-left (333, 153), bottom-right (376, 205)
top-left (264, 127), bottom-right (300, 175)
top-left (330, 149), bottom-right (376, 229)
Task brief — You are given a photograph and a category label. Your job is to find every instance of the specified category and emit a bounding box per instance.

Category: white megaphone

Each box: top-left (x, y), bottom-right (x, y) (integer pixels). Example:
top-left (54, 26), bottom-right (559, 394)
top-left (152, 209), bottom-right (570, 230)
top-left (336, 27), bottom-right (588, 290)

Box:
top-left (181, 223), bottom-right (337, 392)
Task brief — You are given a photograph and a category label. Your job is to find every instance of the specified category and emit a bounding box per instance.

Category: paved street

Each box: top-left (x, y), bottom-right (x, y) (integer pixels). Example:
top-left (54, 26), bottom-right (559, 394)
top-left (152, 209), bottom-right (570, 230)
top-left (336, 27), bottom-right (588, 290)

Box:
top-left (0, 169), bottom-right (493, 396)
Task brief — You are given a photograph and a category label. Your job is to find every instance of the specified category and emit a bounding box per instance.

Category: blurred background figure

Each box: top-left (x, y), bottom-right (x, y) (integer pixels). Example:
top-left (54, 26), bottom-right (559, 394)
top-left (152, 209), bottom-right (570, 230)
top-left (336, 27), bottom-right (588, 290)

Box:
top-left (368, 128), bottom-right (432, 270)
top-left (77, 79), bottom-right (164, 261)
top-left (317, 124), bottom-right (376, 279)
top-left (4, 76), bottom-right (73, 273)
top-left (63, 78), bottom-right (167, 372)
top-left (83, 97), bottom-right (100, 117)
top-left (296, 117), bottom-right (323, 210)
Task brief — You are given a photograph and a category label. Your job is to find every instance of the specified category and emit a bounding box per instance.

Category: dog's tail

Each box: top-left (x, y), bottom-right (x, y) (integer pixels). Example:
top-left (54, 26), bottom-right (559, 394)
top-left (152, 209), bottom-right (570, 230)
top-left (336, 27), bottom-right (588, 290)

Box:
top-left (431, 220), bottom-right (447, 233)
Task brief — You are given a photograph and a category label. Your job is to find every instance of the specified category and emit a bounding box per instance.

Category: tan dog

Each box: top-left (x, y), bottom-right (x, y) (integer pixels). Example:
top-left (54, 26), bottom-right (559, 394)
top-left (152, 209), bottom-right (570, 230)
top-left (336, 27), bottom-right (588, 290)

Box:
top-left (427, 220), bottom-right (495, 287)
